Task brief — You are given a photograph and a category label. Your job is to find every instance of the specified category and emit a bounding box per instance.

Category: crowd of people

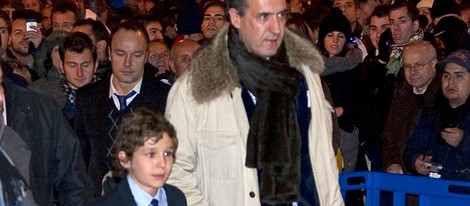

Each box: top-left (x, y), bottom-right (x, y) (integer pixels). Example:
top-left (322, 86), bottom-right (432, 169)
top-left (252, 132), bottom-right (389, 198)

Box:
top-left (0, 0), bottom-right (470, 205)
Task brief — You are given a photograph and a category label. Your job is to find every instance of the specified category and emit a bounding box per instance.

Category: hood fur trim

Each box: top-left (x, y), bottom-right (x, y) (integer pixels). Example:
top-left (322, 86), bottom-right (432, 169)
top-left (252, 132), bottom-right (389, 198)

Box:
top-left (189, 25), bottom-right (324, 103)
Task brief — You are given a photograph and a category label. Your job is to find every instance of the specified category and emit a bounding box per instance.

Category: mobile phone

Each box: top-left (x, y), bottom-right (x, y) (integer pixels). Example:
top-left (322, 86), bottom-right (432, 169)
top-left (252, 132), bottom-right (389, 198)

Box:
top-left (26, 19), bottom-right (37, 32)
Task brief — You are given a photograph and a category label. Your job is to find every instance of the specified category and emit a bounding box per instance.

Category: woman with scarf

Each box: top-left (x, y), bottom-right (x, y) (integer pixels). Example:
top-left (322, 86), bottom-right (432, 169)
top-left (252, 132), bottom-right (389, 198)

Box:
top-left (318, 8), bottom-right (363, 172)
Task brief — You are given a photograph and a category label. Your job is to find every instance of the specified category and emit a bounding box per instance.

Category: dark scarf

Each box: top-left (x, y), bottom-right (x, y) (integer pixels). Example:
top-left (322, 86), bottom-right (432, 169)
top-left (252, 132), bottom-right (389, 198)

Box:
top-left (60, 75), bottom-right (100, 105)
top-left (60, 79), bottom-right (77, 105)
top-left (227, 26), bottom-right (302, 204)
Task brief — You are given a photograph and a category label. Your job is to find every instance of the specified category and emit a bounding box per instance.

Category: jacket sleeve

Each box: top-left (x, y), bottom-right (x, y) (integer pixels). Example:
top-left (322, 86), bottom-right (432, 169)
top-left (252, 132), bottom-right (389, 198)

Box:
top-left (51, 102), bottom-right (94, 205)
top-left (165, 79), bottom-right (209, 206)
top-left (403, 108), bottom-right (433, 175)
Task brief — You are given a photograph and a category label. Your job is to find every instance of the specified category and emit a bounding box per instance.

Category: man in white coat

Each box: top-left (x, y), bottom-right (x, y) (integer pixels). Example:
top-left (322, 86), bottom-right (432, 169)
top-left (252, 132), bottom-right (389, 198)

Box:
top-left (165, 0), bottom-right (344, 205)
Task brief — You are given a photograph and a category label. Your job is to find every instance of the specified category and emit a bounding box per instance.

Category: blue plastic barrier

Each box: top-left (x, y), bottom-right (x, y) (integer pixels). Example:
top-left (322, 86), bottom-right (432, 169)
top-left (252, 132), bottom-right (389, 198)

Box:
top-left (339, 172), bottom-right (470, 206)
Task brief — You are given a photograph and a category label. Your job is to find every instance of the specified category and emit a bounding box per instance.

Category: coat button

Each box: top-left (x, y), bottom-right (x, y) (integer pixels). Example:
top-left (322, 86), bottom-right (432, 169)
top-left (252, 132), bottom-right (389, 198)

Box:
top-left (249, 191), bottom-right (255, 198)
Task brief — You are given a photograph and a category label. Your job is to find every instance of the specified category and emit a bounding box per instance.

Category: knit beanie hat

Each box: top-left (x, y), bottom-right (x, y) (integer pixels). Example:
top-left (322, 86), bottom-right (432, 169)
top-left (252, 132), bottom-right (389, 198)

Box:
top-left (416, 0), bottom-right (433, 9)
top-left (318, 8), bottom-right (351, 43)
top-left (431, 0), bottom-right (459, 18)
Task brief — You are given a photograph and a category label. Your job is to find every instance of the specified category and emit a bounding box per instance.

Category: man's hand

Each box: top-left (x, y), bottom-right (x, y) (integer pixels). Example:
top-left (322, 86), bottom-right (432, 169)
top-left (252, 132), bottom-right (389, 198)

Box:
top-left (441, 127), bottom-right (464, 147)
top-left (415, 155), bottom-right (432, 175)
top-left (386, 163), bottom-right (404, 174)
top-left (25, 25), bottom-right (43, 48)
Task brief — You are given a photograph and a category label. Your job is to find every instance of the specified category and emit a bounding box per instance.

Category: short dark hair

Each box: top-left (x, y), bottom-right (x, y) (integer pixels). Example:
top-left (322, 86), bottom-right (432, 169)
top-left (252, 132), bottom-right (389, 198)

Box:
top-left (59, 32), bottom-right (97, 63)
top-left (390, 1), bottom-right (419, 22)
top-left (203, 0), bottom-right (227, 20)
top-left (73, 18), bottom-right (110, 45)
top-left (51, 1), bottom-right (79, 22)
top-left (371, 5), bottom-right (390, 19)
top-left (11, 9), bottom-right (42, 22)
top-left (136, 13), bottom-right (161, 28)
top-left (227, 0), bottom-right (248, 16)
top-left (113, 108), bottom-right (178, 173)
top-left (110, 20), bottom-right (150, 49)
top-left (368, 5), bottom-right (390, 25)
top-left (0, 10), bottom-right (11, 34)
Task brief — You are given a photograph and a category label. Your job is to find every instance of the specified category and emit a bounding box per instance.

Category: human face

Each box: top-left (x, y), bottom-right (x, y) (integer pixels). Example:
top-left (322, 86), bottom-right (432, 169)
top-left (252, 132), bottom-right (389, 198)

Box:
top-left (146, 22), bottom-right (163, 41)
top-left (172, 41), bottom-right (200, 77)
top-left (23, 0), bottom-right (41, 12)
top-left (389, 7), bottom-right (418, 44)
top-left (110, 29), bottom-right (148, 90)
top-left (402, 49), bottom-right (436, 92)
top-left (289, 0), bottom-right (304, 14)
top-left (442, 63), bottom-right (470, 108)
top-left (144, 0), bottom-right (154, 13)
top-left (63, 49), bottom-right (97, 89)
top-left (0, 18), bottom-right (9, 57)
top-left (41, 6), bottom-right (52, 30)
top-left (333, 0), bottom-right (358, 25)
top-left (10, 19), bottom-right (29, 55)
top-left (52, 11), bottom-right (77, 32)
top-left (369, 15), bottom-right (389, 49)
top-left (148, 41), bottom-right (170, 75)
top-left (120, 133), bottom-right (175, 196)
top-left (324, 31), bottom-right (346, 57)
top-left (73, 25), bottom-right (96, 43)
top-left (229, 0), bottom-right (287, 58)
top-left (202, 6), bottom-right (226, 39)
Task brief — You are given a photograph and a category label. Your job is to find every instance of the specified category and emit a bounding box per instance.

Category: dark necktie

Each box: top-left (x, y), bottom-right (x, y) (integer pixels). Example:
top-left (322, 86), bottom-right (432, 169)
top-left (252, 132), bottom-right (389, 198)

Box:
top-left (115, 90), bottom-right (137, 111)
top-left (150, 199), bottom-right (159, 206)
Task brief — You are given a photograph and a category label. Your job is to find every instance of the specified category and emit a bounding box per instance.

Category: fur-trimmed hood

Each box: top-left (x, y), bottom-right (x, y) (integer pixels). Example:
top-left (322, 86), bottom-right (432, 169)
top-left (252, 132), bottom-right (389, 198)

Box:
top-left (188, 25), bottom-right (325, 103)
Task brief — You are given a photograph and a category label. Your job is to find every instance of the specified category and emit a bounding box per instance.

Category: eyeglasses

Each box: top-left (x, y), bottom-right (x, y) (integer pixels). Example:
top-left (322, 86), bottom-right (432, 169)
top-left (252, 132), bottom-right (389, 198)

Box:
top-left (403, 58), bottom-right (435, 71)
top-left (148, 51), bottom-right (170, 61)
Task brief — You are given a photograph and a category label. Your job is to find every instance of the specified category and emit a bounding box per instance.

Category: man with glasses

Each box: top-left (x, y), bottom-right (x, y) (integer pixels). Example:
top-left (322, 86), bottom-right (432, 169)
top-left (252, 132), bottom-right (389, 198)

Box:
top-left (51, 1), bottom-right (80, 32)
top-left (381, 41), bottom-right (440, 174)
top-left (405, 49), bottom-right (470, 181)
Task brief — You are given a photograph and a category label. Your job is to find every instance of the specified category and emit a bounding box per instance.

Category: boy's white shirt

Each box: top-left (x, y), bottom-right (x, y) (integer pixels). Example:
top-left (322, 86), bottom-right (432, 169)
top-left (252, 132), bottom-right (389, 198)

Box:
top-left (127, 175), bottom-right (168, 206)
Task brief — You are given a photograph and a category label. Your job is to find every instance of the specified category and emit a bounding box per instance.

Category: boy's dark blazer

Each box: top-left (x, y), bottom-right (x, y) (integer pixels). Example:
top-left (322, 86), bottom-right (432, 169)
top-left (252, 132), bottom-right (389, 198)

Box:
top-left (89, 177), bottom-right (187, 206)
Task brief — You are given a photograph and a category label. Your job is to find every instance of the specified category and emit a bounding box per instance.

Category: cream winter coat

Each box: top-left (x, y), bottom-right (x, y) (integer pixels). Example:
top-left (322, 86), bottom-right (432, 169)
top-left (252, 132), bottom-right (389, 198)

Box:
top-left (165, 25), bottom-right (344, 206)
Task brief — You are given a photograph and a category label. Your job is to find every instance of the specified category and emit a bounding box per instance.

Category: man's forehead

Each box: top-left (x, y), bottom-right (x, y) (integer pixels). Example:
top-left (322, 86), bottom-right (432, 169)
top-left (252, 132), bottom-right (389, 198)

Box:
top-left (389, 8), bottom-right (409, 19)
top-left (334, 0), bottom-right (356, 5)
top-left (370, 16), bottom-right (389, 24)
top-left (52, 11), bottom-right (76, 21)
top-left (11, 19), bottom-right (26, 27)
top-left (64, 49), bottom-right (92, 58)
top-left (205, 6), bottom-right (224, 14)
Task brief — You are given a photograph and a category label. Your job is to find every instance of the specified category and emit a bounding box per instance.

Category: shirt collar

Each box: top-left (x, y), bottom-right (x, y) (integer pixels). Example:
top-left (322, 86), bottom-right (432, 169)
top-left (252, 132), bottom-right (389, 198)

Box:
top-left (108, 74), bottom-right (143, 98)
top-left (127, 175), bottom-right (167, 206)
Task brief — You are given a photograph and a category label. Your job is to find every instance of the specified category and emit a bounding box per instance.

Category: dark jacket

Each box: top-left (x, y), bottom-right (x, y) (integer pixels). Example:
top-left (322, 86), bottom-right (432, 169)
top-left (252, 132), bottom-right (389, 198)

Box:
top-left (75, 75), bottom-right (170, 196)
top-left (381, 72), bottom-right (442, 171)
top-left (322, 61), bottom-right (362, 133)
top-left (404, 98), bottom-right (470, 181)
top-left (4, 78), bottom-right (93, 206)
top-left (90, 177), bottom-right (187, 206)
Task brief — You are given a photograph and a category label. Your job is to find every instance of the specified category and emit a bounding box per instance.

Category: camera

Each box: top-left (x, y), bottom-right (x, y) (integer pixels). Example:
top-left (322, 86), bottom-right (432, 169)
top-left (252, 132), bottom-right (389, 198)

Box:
top-left (424, 162), bottom-right (443, 179)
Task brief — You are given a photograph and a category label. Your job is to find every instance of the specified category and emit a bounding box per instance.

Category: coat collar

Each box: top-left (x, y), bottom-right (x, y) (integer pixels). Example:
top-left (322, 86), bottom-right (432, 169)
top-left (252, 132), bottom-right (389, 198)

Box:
top-left (188, 25), bottom-right (325, 103)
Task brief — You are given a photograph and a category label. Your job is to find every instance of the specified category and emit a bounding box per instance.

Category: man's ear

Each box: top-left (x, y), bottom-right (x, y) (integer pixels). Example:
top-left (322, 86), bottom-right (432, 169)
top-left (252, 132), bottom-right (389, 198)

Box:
top-left (413, 20), bottom-right (420, 33)
top-left (118, 151), bottom-right (131, 169)
top-left (229, 8), bottom-right (241, 29)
